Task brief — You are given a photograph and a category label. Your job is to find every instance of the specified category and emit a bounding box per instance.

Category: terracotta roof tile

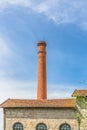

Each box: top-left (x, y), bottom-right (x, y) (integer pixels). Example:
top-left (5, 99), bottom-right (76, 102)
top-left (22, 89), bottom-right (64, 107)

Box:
top-left (0, 98), bottom-right (76, 108)
top-left (72, 89), bottom-right (87, 97)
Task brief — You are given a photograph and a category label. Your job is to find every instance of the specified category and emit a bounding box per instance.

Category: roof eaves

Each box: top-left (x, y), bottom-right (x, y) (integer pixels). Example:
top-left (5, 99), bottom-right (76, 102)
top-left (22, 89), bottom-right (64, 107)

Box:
top-left (0, 98), bottom-right (11, 108)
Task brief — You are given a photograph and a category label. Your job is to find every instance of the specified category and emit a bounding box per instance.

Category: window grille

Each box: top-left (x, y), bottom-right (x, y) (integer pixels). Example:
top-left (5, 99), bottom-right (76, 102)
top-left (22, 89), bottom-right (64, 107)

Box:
top-left (59, 123), bottom-right (71, 130)
top-left (13, 122), bottom-right (23, 130)
top-left (36, 123), bottom-right (47, 130)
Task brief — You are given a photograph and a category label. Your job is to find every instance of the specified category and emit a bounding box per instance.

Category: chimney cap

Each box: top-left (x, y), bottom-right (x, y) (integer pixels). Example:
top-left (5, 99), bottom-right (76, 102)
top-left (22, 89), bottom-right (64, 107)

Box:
top-left (38, 40), bottom-right (46, 46)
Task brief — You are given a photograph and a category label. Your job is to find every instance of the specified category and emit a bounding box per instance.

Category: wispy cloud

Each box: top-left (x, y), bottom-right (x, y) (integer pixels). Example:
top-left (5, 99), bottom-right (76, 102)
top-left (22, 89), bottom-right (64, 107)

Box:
top-left (0, 79), bottom-right (78, 102)
top-left (0, 35), bottom-right (36, 101)
top-left (0, 0), bottom-right (87, 29)
top-left (0, 37), bottom-right (11, 65)
top-left (0, 79), bottom-right (37, 102)
top-left (0, 35), bottom-right (16, 79)
top-left (48, 83), bottom-right (82, 99)
top-left (0, 0), bottom-right (31, 11)
top-left (0, 34), bottom-right (33, 79)
top-left (0, 36), bottom-right (13, 78)
top-left (33, 0), bottom-right (87, 29)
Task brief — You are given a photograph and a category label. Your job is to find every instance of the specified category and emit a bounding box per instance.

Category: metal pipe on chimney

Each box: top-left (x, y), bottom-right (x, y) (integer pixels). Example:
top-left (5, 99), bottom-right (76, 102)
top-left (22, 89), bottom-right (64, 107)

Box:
top-left (37, 41), bottom-right (47, 100)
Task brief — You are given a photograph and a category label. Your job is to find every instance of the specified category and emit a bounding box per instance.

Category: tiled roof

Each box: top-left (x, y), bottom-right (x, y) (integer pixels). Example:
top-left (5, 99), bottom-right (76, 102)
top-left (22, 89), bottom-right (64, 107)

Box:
top-left (0, 98), bottom-right (76, 108)
top-left (72, 89), bottom-right (87, 97)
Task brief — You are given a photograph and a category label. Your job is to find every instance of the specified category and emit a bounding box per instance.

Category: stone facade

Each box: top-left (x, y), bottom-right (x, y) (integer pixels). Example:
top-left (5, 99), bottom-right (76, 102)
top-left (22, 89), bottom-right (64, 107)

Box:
top-left (4, 108), bottom-right (78, 130)
top-left (77, 105), bottom-right (87, 130)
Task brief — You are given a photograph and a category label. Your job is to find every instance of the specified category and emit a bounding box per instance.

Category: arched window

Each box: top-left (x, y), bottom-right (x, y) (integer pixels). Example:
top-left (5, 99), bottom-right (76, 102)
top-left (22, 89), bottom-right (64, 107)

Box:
top-left (13, 122), bottom-right (23, 130)
top-left (59, 123), bottom-right (71, 130)
top-left (36, 123), bottom-right (47, 130)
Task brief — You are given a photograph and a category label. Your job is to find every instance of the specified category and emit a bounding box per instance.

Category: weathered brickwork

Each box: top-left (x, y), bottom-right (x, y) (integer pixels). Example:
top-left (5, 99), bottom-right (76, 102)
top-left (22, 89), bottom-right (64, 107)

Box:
top-left (4, 108), bottom-right (78, 130)
top-left (37, 41), bottom-right (47, 100)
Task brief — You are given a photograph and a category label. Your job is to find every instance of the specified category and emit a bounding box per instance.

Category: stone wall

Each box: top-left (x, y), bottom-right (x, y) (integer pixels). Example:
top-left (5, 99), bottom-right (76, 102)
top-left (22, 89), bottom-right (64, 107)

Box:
top-left (77, 105), bottom-right (87, 130)
top-left (4, 108), bottom-right (78, 130)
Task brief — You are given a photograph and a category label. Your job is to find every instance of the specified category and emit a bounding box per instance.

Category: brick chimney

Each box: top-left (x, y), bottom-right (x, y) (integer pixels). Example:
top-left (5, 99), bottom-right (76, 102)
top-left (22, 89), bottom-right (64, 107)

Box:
top-left (37, 41), bottom-right (47, 100)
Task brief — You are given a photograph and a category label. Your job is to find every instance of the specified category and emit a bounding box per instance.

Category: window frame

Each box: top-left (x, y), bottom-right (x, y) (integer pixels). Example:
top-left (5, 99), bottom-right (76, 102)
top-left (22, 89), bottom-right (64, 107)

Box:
top-left (59, 123), bottom-right (71, 130)
top-left (13, 122), bottom-right (23, 130)
top-left (36, 123), bottom-right (47, 130)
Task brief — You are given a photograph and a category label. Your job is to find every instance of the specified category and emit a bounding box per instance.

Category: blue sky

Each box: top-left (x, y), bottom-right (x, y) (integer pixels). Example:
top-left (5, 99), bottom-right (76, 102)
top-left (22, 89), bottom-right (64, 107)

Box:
top-left (1, 0), bottom-right (87, 99)
top-left (0, 0), bottom-right (87, 128)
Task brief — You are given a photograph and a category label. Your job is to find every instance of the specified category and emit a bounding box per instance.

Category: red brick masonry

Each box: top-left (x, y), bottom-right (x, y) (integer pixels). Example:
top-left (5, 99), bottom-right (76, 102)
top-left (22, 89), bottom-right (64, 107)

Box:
top-left (37, 41), bottom-right (47, 99)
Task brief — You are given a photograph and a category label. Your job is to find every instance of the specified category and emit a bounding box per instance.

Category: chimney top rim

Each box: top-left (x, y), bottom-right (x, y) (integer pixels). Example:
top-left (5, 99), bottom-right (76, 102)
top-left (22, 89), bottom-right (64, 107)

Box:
top-left (38, 40), bottom-right (46, 46)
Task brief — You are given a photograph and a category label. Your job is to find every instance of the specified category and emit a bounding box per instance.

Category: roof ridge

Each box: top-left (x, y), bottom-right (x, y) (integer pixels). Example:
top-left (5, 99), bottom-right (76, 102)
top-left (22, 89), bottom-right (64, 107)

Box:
top-left (1, 98), bottom-right (76, 101)
top-left (48, 98), bottom-right (75, 100)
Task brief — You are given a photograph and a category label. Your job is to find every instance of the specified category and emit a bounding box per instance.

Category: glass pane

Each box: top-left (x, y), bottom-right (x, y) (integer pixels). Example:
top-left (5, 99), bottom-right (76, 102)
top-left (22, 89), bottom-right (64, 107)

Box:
top-left (13, 123), bottom-right (23, 130)
top-left (60, 124), bottom-right (71, 130)
top-left (36, 123), bottom-right (47, 130)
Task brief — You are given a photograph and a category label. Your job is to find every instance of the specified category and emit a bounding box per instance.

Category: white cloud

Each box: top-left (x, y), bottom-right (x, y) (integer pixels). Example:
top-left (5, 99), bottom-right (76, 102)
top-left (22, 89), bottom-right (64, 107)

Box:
top-left (0, 79), bottom-right (78, 102)
top-left (0, 38), bottom-right (9, 54)
top-left (0, 35), bottom-right (31, 78)
top-left (48, 83), bottom-right (80, 99)
top-left (0, 37), bottom-right (12, 65)
top-left (0, 36), bottom-right (15, 80)
top-left (0, 0), bottom-right (31, 11)
top-left (33, 0), bottom-right (87, 27)
top-left (80, 22), bottom-right (87, 30)
top-left (0, 0), bottom-right (86, 29)
top-left (0, 79), bottom-right (37, 102)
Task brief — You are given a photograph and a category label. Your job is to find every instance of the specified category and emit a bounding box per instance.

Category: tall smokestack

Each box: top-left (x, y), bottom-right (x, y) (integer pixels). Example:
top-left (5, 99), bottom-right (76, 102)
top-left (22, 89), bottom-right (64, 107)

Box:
top-left (37, 41), bottom-right (47, 100)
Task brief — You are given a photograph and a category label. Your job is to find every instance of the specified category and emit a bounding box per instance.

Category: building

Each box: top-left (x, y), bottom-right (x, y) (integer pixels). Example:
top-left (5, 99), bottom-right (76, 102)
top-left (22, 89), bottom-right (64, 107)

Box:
top-left (0, 41), bottom-right (87, 130)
